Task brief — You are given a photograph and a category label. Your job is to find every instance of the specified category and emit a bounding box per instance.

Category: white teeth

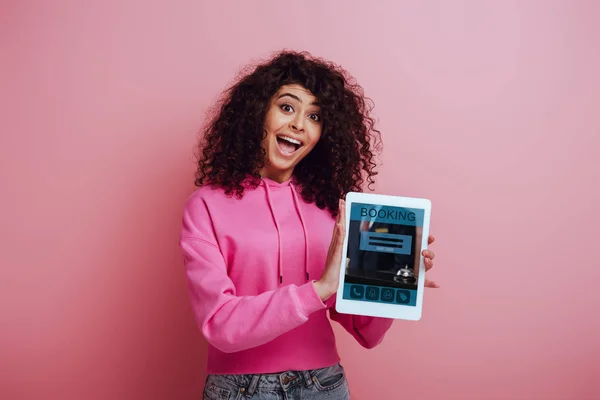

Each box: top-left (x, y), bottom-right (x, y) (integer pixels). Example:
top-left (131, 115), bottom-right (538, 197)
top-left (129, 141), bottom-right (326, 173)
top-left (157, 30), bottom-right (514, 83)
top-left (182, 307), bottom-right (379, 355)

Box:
top-left (278, 135), bottom-right (301, 145)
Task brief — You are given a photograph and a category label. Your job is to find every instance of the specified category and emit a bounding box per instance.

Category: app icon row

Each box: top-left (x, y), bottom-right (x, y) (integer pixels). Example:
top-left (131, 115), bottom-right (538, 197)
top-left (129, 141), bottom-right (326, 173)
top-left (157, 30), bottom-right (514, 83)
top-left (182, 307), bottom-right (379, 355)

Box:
top-left (350, 285), bottom-right (411, 304)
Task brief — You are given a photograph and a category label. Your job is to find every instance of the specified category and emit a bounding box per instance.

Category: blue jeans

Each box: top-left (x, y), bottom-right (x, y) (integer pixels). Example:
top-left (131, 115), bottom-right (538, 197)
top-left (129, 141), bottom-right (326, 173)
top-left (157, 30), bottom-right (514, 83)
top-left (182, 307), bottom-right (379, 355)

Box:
top-left (203, 363), bottom-right (350, 400)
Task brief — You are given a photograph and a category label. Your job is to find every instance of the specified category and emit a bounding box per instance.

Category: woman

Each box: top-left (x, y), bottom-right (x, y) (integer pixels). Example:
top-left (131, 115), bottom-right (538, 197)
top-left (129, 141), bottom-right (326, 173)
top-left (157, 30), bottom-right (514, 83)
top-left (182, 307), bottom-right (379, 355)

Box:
top-left (180, 51), bottom-right (438, 400)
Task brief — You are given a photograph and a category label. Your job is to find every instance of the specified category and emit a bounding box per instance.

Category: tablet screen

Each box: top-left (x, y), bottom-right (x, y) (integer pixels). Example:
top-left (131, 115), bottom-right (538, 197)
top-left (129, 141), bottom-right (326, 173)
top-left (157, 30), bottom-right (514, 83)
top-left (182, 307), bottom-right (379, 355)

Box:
top-left (343, 202), bottom-right (425, 307)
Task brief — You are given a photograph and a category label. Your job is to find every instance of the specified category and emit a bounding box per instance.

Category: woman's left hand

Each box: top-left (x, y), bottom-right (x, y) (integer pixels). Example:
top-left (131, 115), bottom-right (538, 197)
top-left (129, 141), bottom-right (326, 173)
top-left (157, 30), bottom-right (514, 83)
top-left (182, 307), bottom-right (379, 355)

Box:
top-left (422, 235), bottom-right (439, 288)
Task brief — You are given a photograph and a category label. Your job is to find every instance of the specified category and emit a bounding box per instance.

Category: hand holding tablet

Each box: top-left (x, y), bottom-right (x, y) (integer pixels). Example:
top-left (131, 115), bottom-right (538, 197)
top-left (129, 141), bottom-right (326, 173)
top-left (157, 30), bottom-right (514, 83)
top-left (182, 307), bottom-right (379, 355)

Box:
top-left (313, 199), bottom-right (348, 302)
top-left (335, 192), bottom-right (433, 320)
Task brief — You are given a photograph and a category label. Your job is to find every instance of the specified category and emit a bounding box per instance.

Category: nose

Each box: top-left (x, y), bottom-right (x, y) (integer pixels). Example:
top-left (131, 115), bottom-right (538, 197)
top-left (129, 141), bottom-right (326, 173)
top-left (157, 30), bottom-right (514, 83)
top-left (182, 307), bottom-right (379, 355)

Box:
top-left (290, 113), bottom-right (305, 132)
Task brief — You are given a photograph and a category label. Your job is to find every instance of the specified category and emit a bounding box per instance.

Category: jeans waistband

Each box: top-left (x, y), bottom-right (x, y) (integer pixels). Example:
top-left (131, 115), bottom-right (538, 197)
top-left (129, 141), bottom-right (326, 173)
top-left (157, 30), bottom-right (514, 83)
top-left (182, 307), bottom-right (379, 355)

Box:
top-left (220, 369), bottom-right (314, 396)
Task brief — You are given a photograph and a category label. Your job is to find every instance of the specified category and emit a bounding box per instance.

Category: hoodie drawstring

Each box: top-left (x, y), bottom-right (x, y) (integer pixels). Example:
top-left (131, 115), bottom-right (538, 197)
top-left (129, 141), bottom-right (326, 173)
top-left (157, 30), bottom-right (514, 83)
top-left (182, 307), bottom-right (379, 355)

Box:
top-left (262, 179), bottom-right (311, 285)
top-left (263, 181), bottom-right (284, 284)
top-left (290, 182), bottom-right (310, 282)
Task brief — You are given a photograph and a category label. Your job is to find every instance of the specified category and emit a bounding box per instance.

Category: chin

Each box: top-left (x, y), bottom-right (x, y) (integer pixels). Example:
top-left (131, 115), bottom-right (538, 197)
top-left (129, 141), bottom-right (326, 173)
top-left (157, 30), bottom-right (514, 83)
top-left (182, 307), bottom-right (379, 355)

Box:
top-left (271, 153), bottom-right (298, 168)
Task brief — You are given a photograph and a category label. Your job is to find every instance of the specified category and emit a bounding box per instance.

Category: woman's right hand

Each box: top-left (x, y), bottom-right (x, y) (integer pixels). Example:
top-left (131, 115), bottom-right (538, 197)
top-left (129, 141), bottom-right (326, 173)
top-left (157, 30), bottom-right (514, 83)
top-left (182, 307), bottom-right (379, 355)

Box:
top-left (314, 199), bottom-right (346, 302)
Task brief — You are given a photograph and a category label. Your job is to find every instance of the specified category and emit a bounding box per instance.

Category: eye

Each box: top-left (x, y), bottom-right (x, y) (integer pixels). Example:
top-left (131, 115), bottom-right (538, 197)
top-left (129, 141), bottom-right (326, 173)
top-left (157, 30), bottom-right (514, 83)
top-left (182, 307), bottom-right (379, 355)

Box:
top-left (309, 113), bottom-right (321, 122)
top-left (280, 104), bottom-right (294, 113)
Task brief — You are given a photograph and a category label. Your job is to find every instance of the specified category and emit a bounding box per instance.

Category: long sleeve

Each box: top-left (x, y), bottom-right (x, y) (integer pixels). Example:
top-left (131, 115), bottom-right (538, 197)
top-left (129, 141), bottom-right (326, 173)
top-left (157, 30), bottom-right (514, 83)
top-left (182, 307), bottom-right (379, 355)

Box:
top-left (328, 297), bottom-right (394, 349)
top-left (181, 238), bottom-right (326, 353)
top-left (180, 194), bottom-right (327, 354)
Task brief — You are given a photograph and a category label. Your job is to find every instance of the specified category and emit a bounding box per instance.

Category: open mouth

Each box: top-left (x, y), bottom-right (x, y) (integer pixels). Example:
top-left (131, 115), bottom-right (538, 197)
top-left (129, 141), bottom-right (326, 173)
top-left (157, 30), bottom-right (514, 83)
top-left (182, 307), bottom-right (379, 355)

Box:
top-left (276, 135), bottom-right (303, 155)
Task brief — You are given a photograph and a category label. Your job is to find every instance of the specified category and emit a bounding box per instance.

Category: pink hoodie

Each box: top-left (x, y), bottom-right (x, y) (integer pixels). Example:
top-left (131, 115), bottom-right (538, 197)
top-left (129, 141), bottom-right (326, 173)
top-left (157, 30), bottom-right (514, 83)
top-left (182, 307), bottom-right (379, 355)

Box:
top-left (180, 177), bottom-right (394, 374)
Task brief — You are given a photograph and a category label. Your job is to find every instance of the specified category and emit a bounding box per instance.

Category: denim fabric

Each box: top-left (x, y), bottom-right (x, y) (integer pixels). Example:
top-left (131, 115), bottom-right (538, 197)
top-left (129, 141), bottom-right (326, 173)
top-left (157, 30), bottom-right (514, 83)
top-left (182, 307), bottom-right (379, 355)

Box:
top-left (203, 363), bottom-right (350, 400)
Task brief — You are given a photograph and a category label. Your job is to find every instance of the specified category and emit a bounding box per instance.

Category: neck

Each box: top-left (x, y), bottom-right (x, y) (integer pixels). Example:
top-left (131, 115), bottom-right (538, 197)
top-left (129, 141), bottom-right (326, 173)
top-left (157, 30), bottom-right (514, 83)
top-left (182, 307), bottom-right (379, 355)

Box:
top-left (259, 168), bottom-right (294, 183)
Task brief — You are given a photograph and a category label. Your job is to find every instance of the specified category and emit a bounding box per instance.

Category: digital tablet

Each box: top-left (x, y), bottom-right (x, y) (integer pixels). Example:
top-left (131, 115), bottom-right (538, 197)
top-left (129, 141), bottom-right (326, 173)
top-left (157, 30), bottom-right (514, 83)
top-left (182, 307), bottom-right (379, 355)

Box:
top-left (335, 192), bottom-right (432, 321)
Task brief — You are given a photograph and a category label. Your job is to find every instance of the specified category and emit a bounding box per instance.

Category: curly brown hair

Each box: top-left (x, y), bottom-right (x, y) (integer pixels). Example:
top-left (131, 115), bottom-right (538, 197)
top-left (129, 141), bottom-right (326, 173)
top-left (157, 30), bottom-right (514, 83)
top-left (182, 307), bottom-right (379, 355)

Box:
top-left (194, 50), bottom-right (381, 216)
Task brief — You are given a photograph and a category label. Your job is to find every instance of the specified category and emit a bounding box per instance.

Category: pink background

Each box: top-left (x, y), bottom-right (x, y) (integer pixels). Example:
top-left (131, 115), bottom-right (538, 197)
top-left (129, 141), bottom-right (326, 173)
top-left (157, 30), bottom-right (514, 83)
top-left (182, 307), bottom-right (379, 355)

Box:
top-left (2, 1), bottom-right (599, 399)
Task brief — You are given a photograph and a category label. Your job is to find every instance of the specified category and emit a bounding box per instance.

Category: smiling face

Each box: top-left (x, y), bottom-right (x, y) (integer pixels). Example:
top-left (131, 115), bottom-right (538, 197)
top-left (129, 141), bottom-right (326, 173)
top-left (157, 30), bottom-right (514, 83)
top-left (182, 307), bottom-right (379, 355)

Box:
top-left (259, 84), bottom-right (322, 183)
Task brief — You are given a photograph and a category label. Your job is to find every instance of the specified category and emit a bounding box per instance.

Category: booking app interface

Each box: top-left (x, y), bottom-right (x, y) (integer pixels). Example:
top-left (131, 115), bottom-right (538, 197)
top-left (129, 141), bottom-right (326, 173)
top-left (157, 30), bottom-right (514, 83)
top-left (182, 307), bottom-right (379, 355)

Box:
top-left (343, 202), bottom-right (425, 307)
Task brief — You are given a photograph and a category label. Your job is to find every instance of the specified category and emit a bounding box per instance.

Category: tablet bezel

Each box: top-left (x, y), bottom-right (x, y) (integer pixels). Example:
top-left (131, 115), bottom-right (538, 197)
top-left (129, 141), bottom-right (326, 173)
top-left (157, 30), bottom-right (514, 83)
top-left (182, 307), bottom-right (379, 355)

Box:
top-left (335, 191), bottom-right (432, 321)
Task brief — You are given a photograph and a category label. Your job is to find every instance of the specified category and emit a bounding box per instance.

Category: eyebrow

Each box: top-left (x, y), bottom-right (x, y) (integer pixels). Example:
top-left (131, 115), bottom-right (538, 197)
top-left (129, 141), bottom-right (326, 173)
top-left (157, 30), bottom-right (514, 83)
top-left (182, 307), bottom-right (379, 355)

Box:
top-left (277, 93), bottom-right (320, 106)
